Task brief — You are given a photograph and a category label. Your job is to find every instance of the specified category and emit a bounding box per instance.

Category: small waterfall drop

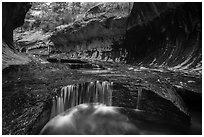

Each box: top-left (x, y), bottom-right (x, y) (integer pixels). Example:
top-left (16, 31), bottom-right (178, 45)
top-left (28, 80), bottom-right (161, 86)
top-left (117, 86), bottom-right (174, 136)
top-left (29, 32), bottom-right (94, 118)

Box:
top-left (50, 81), bottom-right (113, 119)
top-left (136, 88), bottom-right (142, 110)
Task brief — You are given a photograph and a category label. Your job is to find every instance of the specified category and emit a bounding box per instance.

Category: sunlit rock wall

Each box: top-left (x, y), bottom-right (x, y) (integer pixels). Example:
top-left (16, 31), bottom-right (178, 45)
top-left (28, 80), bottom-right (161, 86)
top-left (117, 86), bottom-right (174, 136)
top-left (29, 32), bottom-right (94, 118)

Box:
top-left (124, 2), bottom-right (201, 73)
top-left (50, 15), bottom-right (128, 62)
top-left (51, 2), bottom-right (201, 72)
top-left (2, 2), bottom-right (31, 69)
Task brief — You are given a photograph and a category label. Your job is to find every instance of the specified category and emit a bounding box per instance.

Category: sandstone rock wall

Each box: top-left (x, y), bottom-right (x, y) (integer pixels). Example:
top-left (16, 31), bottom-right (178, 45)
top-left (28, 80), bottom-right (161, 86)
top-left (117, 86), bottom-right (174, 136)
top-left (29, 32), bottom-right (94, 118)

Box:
top-left (124, 3), bottom-right (201, 74)
top-left (50, 16), bottom-right (128, 62)
top-left (50, 2), bottom-right (201, 74)
top-left (3, 2), bottom-right (31, 50)
top-left (2, 2), bottom-right (31, 69)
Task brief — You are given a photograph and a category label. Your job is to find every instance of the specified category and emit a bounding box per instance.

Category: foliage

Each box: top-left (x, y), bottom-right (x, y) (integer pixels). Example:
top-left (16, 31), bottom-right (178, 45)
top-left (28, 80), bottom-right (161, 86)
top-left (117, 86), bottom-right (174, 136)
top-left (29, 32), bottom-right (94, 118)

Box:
top-left (19, 2), bottom-right (132, 33)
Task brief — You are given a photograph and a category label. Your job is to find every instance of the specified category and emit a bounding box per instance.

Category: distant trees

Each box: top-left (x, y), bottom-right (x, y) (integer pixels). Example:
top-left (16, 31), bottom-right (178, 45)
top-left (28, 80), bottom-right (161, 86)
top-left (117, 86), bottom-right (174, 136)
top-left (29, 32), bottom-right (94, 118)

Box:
top-left (19, 2), bottom-right (133, 33)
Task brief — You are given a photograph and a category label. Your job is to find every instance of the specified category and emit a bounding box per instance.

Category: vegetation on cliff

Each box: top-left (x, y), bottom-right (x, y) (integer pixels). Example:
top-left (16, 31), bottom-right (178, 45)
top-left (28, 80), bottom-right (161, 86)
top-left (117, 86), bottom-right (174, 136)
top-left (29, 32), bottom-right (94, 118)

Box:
top-left (17, 2), bottom-right (132, 33)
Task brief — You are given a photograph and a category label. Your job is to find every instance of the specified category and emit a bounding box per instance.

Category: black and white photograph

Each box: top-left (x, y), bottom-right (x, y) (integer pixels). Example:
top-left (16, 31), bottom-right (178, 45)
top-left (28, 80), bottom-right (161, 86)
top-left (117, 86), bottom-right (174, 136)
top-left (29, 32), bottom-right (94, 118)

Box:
top-left (2, 1), bottom-right (202, 135)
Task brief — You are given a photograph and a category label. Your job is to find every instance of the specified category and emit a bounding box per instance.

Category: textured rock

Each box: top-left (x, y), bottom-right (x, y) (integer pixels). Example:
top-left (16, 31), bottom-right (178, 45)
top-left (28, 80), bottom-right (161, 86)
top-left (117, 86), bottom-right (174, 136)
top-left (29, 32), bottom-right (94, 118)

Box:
top-left (126, 3), bottom-right (182, 29)
top-left (3, 2), bottom-right (31, 50)
top-left (2, 41), bottom-right (31, 69)
top-left (124, 3), bottom-right (201, 74)
top-left (2, 2), bottom-right (31, 69)
top-left (50, 12), bottom-right (127, 62)
top-left (50, 2), bottom-right (201, 73)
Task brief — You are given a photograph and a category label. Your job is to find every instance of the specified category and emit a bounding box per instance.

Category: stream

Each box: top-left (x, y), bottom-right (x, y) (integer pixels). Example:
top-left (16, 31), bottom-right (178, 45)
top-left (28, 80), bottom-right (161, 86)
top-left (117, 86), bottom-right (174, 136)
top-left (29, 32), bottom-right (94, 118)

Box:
top-left (2, 55), bottom-right (202, 135)
top-left (43, 79), bottom-right (201, 134)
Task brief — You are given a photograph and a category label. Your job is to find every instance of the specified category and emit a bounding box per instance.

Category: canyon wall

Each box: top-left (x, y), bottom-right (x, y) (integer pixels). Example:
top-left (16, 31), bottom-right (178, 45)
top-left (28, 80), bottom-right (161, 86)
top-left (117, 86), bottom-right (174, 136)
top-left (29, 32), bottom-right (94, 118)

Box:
top-left (124, 2), bottom-right (201, 73)
top-left (2, 2), bottom-right (201, 73)
top-left (2, 2), bottom-right (31, 69)
top-left (50, 4), bottom-right (130, 62)
top-left (50, 16), bottom-right (128, 62)
top-left (51, 2), bottom-right (201, 74)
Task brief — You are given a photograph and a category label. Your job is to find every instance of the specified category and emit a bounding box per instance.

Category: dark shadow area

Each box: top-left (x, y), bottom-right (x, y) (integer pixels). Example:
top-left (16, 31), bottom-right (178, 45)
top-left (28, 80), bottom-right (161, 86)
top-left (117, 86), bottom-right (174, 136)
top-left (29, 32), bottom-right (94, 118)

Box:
top-left (175, 87), bottom-right (202, 135)
top-left (47, 58), bottom-right (59, 63)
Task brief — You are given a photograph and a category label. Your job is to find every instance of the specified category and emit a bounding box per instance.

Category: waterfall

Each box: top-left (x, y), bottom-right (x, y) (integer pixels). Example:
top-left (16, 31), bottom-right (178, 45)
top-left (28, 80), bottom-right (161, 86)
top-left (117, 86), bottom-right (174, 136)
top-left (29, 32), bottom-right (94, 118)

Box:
top-left (50, 81), bottom-right (113, 119)
top-left (136, 88), bottom-right (142, 110)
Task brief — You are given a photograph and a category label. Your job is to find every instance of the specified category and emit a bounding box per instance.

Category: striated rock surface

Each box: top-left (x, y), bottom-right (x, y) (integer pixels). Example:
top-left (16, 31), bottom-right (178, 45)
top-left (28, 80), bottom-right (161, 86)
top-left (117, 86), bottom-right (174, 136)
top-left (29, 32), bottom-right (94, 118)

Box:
top-left (50, 17), bottom-right (127, 61)
top-left (50, 4), bottom-right (129, 62)
top-left (124, 3), bottom-right (201, 74)
top-left (50, 3), bottom-right (202, 74)
top-left (2, 41), bottom-right (31, 69)
top-left (2, 2), bottom-right (32, 69)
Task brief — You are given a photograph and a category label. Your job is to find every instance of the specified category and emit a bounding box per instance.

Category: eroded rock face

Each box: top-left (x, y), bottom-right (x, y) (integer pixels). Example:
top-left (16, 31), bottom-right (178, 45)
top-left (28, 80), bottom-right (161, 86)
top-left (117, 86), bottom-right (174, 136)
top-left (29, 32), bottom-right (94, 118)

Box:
top-left (50, 2), bottom-right (201, 73)
top-left (124, 3), bottom-right (201, 74)
top-left (2, 2), bottom-right (32, 69)
top-left (126, 3), bottom-right (182, 29)
top-left (3, 2), bottom-right (31, 50)
top-left (50, 13), bottom-right (128, 62)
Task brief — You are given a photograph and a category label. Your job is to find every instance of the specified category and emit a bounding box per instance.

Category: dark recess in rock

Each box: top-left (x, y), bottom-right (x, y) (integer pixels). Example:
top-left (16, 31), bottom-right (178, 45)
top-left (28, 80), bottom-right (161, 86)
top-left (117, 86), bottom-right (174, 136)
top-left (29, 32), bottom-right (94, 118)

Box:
top-left (175, 87), bottom-right (202, 111)
top-left (47, 58), bottom-right (59, 63)
top-left (2, 2), bottom-right (31, 50)
top-left (60, 59), bottom-right (87, 64)
top-left (124, 2), bottom-right (201, 71)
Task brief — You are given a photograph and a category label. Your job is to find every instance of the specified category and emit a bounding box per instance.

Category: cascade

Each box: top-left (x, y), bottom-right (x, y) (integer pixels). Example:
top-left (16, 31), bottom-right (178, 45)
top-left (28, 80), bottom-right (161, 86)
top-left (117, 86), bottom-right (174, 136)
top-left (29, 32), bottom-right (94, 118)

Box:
top-left (50, 81), bottom-right (113, 119)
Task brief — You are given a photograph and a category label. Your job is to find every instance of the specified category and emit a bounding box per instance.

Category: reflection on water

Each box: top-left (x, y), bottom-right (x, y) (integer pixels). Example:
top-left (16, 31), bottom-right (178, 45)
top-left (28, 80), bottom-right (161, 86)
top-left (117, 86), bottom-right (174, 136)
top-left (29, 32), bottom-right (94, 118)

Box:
top-left (50, 81), bottom-right (113, 119)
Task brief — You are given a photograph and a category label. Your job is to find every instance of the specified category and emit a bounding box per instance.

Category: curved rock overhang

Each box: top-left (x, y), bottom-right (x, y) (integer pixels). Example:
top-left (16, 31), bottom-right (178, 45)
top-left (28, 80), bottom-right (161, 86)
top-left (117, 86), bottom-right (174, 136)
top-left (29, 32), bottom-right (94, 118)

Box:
top-left (3, 2), bottom-right (31, 50)
top-left (2, 2), bottom-right (32, 69)
top-left (50, 2), bottom-right (201, 75)
top-left (124, 2), bottom-right (201, 73)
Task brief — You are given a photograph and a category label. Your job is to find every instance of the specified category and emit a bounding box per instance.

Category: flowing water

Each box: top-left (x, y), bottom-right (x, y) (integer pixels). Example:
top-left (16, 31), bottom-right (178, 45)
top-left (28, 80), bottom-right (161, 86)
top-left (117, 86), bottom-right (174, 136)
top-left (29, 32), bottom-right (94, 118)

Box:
top-left (50, 81), bottom-right (113, 119)
top-left (47, 81), bottom-right (201, 134)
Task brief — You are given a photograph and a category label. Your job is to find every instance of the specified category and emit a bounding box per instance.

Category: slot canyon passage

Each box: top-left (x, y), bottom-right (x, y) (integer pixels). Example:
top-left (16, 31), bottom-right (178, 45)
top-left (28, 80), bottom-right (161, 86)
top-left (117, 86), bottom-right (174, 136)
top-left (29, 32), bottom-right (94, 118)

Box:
top-left (2, 2), bottom-right (202, 135)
